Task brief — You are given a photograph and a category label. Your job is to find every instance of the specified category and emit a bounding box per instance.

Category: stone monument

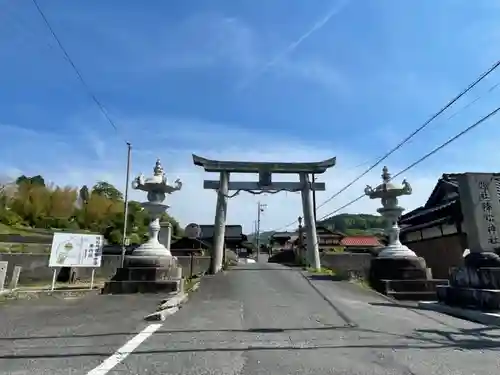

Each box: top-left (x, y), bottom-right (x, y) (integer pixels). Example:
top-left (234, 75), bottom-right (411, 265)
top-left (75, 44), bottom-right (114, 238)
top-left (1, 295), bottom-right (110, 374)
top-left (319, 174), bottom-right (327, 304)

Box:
top-left (365, 166), bottom-right (429, 293)
top-left (103, 159), bottom-right (183, 294)
top-left (436, 173), bottom-right (500, 310)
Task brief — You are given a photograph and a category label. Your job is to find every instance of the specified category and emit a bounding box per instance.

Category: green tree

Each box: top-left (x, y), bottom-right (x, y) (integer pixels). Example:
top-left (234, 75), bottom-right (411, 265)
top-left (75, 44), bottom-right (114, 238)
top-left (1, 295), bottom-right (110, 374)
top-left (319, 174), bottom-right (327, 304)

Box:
top-left (79, 185), bottom-right (90, 205)
top-left (16, 174), bottom-right (45, 187)
top-left (91, 181), bottom-right (123, 201)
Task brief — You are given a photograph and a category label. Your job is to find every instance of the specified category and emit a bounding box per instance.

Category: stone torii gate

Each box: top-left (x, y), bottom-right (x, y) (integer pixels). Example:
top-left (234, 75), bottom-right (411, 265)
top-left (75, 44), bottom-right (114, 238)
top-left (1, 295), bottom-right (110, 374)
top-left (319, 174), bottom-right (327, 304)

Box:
top-left (192, 154), bottom-right (336, 273)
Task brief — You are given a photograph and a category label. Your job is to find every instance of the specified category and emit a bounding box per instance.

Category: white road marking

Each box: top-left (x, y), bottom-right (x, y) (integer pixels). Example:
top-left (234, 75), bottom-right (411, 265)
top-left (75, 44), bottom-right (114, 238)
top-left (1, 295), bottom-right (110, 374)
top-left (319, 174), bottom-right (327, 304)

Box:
top-left (87, 323), bottom-right (163, 375)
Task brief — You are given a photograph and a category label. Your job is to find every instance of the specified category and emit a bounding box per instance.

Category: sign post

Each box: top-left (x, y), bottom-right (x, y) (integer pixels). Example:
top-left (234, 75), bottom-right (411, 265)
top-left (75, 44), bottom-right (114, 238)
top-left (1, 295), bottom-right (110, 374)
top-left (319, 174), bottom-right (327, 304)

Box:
top-left (48, 233), bottom-right (104, 290)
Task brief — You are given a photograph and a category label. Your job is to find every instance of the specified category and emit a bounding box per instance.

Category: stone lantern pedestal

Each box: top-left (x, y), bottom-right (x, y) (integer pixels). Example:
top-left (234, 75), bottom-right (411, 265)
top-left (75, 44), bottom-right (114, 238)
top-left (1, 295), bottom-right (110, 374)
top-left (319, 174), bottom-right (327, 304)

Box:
top-left (103, 159), bottom-right (183, 295)
top-left (436, 173), bottom-right (500, 310)
top-left (365, 167), bottom-right (429, 295)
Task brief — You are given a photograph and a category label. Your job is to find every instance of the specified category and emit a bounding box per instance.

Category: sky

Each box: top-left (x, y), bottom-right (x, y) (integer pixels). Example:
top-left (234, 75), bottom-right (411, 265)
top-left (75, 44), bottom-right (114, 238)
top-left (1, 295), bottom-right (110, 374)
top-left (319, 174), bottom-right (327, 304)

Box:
top-left (1, 0), bottom-right (500, 233)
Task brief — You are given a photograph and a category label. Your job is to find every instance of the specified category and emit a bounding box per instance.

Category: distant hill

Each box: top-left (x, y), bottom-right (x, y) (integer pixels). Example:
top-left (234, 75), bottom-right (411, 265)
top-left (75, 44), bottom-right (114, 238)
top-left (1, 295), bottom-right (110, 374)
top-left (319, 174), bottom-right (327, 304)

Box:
top-left (251, 213), bottom-right (386, 243)
top-left (320, 213), bottom-right (386, 235)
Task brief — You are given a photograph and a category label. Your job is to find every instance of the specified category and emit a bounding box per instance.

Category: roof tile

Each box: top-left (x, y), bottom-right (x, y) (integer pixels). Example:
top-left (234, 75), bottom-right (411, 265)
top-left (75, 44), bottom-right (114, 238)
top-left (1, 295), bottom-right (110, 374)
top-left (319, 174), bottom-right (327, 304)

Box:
top-left (340, 236), bottom-right (381, 247)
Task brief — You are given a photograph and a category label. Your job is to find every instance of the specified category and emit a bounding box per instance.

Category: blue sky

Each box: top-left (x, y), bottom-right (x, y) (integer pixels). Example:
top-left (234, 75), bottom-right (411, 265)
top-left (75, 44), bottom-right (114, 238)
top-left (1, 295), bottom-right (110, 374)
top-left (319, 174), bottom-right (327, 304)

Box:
top-left (1, 0), bottom-right (500, 232)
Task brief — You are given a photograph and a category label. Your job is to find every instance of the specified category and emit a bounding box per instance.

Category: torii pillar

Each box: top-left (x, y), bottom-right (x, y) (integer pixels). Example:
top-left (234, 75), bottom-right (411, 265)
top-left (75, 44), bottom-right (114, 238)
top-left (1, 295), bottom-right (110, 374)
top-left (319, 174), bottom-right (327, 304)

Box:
top-left (193, 154), bottom-right (336, 274)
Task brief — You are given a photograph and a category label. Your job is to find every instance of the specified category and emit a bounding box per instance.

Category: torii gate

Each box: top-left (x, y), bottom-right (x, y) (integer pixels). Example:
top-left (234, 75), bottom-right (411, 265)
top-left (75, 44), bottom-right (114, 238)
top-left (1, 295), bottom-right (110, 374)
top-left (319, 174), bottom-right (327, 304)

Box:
top-left (192, 154), bottom-right (336, 273)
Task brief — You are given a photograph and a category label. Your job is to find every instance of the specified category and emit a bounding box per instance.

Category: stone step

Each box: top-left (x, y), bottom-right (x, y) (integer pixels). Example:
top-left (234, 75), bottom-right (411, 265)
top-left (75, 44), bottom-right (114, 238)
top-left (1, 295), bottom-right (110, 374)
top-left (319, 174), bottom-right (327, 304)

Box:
top-left (437, 285), bottom-right (500, 311)
top-left (112, 267), bottom-right (182, 282)
top-left (102, 280), bottom-right (180, 295)
top-left (383, 279), bottom-right (449, 293)
top-left (449, 267), bottom-right (500, 289)
top-left (387, 290), bottom-right (438, 301)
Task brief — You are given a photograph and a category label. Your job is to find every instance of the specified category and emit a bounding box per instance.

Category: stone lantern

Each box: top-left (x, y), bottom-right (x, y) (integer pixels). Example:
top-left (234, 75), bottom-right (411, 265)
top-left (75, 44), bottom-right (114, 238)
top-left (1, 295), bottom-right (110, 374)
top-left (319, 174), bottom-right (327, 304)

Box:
top-left (364, 166), bottom-right (416, 257)
top-left (365, 166), bottom-right (429, 293)
top-left (103, 159), bottom-right (183, 294)
top-left (129, 159), bottom-right (182, 262)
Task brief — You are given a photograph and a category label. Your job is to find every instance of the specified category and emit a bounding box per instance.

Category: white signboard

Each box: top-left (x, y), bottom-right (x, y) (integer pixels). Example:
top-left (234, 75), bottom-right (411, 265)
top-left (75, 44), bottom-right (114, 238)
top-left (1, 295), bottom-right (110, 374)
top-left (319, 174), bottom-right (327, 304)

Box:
top-left (48, 232), bottom-right (104, 268)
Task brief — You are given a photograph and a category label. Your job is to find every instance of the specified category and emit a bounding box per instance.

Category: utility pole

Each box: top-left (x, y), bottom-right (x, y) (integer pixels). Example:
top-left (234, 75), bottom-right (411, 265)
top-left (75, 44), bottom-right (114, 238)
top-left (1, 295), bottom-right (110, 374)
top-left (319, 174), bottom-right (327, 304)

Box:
top-left (256, 201), bottom-right (267, 261)
top-left (298, 216), bottom-right (304, 264)
top-left (311, 173), bottom-right (317, 223)
top-left (252, 220), bottom-right (258, 258)
top-left (120, 142), bottom-right (132, 268)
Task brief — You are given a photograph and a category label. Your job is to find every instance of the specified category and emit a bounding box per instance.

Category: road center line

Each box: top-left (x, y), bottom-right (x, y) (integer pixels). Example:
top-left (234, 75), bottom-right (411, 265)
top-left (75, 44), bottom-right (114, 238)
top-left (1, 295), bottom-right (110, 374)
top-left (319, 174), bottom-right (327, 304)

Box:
top-left (87, 323), bottom-right (163, 375)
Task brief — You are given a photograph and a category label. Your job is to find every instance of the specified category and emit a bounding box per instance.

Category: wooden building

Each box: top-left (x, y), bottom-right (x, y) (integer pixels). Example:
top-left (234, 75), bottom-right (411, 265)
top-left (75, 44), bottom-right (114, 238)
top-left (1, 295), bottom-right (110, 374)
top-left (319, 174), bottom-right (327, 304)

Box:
top-left (340, 236), bottom-right (381, 253)
top-left (269, 231), bottom-right (294, 250)
top-left (316, 226), bottom-right (344, 251)
top-left (289, 225), bottom-right (380, 253)
top-left (169, 224), bottom-right (249, 256)
top-left (199, 224), bottom-right (248, 251)
top-left (170, 237), bottom-right (209, 257)
top-left (399, 173), bottom-right (466, 278)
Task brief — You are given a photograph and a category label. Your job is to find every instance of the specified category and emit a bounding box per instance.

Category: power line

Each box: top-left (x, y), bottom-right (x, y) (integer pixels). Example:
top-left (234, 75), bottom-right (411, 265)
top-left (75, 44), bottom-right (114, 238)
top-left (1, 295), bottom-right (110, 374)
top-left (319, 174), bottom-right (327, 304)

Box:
top-left (273, 58), bottom-right (500, 232)
top-left (316, 59), bottom-right (500, 210)
top-left (31, 0), bottom-right (123, 139)
top-left (289, 103), bottom-right (500, 266)
top-left (318, 104), bottom-right (500, 221)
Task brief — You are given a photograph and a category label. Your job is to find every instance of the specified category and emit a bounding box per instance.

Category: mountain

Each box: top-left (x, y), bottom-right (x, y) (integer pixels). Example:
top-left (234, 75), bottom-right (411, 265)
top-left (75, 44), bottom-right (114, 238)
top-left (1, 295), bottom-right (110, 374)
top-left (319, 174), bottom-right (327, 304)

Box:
top-left (319, 213), bottom-right (386, 235)
top-left (251, 213), bottom-right (386, 242)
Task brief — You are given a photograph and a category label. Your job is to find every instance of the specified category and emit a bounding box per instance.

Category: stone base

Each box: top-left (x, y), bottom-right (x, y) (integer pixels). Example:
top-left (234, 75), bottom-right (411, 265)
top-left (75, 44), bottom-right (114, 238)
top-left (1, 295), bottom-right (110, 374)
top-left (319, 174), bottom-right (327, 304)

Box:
top-left (464, 251), bottom-right (500, 269)
top-left (125, 254), bottom-right (177, 268)
top-left (369, 256), bottom-right (427, 294)
top-left (102, 260), bottom-right (182, 295)
top-left (102, 279), bottom-right (180, 294)
top-left (436, 261), bottom-right (500, 311)
top-left (377, 243), bottom-right (417, 258)
top-left (436, 285), bottom-right (500, 311)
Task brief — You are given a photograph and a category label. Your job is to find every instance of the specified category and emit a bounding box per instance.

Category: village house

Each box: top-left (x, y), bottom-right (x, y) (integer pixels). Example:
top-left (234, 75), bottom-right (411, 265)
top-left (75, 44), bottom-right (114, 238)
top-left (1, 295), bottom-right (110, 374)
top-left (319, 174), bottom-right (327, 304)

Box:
top-left (169, 224), bottom-right (250, 256)
top-left (398, 173), bottom-right (467, 279)
top-left (271, 225), bottom-right (381, 253)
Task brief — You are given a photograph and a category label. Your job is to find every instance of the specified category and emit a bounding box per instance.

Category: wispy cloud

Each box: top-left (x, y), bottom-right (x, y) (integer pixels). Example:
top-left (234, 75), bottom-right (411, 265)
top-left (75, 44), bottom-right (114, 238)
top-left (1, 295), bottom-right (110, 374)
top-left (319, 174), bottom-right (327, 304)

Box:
top-left (236, 0), bottom-right (351, 90)
top-left (3, 113), bottom-right (498, 232)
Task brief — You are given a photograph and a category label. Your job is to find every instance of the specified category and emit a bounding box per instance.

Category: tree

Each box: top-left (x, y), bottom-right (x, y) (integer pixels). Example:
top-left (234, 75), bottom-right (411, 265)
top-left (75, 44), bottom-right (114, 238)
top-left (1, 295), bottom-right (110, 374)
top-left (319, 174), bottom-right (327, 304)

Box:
top-left (16, 175), bottom-right (45, 187)
top-left (91, 181), bottom-right (123, 201)
top-left (11, 182), bottom-right (51, 227)
top-left (0, 176), bottom-right (16, 210)
top-left (161, 213), bottom-right (184, 237)
top-left (79, 185), bottom-right (90, 205)
top-left (2, 175), bottom-right (184, 246)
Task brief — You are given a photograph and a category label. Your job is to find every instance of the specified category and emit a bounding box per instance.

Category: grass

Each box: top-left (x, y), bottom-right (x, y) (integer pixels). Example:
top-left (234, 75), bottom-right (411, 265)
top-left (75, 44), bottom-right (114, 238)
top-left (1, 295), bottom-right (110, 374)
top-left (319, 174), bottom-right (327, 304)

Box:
top-left (0, 243), bottom-right (50, 253)
top-left (0, 223), bottom-right (50, 236)
top-left (184, 277), bottom-right (198, 292)
top-left (305, 266), bottom-right (372, 289)
top-left (17, 278), bottom-right (107, 290)
top-left (0, 223), bottom-right (94, 237)
top-left (305, 266), bottom-right (337, 276)
top-left (352, 278), bottom-right (370, 289)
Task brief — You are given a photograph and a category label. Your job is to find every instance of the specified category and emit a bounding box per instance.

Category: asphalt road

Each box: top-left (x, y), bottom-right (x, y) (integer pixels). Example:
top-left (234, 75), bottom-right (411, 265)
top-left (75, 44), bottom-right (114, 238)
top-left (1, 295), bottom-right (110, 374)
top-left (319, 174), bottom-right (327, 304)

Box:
top-left (2, 260), bottom-right (500, 374)
top-left (0, 292), bottom-right (162, 375)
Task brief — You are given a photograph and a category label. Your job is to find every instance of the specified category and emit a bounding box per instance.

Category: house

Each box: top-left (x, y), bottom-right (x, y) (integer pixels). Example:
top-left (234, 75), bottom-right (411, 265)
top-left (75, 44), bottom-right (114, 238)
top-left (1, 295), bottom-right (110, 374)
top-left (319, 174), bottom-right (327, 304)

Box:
top-left (316, 226), bottom-right (344, 251)
top-left (289, 225), bottom-right (381, 253)
top-left (170, 237), bottom-right (210, 257)
top-left (399, 173), bottom-right (466, 278)
top-left (269, 231), bottom-right (296, 250)
top-left (340, 236), bottom-right (381, 253)
top-left (198, 224), bottom-right (248, 251)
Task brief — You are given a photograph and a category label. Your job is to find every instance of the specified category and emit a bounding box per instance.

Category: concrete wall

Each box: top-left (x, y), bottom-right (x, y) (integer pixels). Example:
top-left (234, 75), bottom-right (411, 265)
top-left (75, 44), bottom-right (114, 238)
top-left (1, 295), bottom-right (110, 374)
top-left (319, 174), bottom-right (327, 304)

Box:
top-left (320, 252), bottom-right (372, 278)
top-left (0, 253), bottom-right (211, 285)
top-left (0, 251), bottom-right (373, 285)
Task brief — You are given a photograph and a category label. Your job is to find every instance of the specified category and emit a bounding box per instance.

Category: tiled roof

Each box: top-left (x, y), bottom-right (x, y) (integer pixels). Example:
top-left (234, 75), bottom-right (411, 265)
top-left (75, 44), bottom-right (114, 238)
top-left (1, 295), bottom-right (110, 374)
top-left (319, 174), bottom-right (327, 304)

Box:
top-left (340, 236), bottom-right (381, 247)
